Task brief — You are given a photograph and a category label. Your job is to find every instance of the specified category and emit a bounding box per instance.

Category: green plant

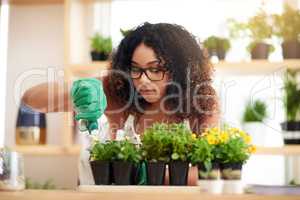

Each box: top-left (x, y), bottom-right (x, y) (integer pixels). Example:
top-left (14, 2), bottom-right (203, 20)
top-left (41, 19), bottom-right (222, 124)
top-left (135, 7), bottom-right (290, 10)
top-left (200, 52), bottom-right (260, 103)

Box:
top-left (242, 99), bottom-right (268, 123)
top-left (228, 9), bottom-right (273, 52)
top-left (168, 123), bottom-right (194, 162)
top-left (283, 69), bottom-right (300, 122)
top-left (272, 4), bottom-right (300, 41)
top-left (141, 123), bottom-right (172, 162)
top-left (188, 137), bottom-right (213, 171)
top-left (203, 36), bottom-right (231, 52)
top-left (89, 141), bottom-right (116, 161)
top-left (112, 140), bottom-right (141, 164)
top-left (90, 33), bottom-right (112, 54)
top-left (120, 28), bottom-right (132, 37)
top-left (202, 126), bottom-right (255, 164)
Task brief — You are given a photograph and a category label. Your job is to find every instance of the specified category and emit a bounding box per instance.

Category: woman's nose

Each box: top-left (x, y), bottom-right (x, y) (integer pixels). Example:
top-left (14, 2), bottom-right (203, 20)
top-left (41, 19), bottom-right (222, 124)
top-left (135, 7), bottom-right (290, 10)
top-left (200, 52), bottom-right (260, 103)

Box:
top-left (139, 72), bottom-right (151, 83)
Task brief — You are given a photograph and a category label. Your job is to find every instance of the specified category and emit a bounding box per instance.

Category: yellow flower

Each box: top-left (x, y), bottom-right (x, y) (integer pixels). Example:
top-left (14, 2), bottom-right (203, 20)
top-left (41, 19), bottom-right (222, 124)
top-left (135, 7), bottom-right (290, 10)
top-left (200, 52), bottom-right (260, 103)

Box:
top-left (220, 132), bottom-right (229, 143)
top-left (206, 134), bottom-right (217, 145)
top-left (248, 145), bottom-right (257, 153)
top-left (191, 133), bottom-right (197, 139)
top-left (243, 135), bottom-right (252, 144)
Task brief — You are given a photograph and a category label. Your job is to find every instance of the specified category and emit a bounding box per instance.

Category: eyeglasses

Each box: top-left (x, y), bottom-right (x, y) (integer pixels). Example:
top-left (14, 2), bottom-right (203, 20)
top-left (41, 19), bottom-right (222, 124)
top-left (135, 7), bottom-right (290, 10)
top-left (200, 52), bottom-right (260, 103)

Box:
top-left (130, 66), bottom-right (168, 81)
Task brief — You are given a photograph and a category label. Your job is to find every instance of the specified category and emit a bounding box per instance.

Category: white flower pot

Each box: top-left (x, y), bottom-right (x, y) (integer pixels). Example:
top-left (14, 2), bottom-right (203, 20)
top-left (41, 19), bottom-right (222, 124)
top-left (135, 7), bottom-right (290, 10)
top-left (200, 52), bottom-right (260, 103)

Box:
top-left (243, 122), bottom-right (267, 146)
top-left (197, 180), bottom-right (223, 194)
top-left (222, 180), bottom-right (245, 194)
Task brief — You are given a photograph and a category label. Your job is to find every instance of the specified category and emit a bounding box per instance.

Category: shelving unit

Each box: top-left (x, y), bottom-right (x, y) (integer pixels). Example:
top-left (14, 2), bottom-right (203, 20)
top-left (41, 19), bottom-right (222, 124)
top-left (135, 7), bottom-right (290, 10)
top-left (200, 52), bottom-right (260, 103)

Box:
top-left (12, 145), bottom-right (81, 156)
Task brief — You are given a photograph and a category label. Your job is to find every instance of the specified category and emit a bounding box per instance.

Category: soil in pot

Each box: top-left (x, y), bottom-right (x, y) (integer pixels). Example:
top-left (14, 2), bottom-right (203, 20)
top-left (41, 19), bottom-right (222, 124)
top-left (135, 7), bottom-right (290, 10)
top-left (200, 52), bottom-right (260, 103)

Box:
top-left (282, 40), bottom-right (300, 59)
top-left (198, 161), bottom-right (220, 180)
top-left (146, 161), bottom-right (166, 185)
top-left (91, 51), bottom-right (109, 61)
top-left (251, 43), bottom-right (270, 59)
top-left (168, 161), bottom-right (189, 185)
top-left (112, 161), bottom-right (133, 185)
top-left (220, 162), bottom-right (243, 180)
top-left (90, 160), bottom-right (111, 185)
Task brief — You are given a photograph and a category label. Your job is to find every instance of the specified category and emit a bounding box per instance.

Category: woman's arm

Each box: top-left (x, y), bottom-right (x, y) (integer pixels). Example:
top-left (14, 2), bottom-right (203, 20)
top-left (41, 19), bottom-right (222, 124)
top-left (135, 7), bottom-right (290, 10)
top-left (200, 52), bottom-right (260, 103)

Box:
top-left (21, 81), bottom-right (72, 113)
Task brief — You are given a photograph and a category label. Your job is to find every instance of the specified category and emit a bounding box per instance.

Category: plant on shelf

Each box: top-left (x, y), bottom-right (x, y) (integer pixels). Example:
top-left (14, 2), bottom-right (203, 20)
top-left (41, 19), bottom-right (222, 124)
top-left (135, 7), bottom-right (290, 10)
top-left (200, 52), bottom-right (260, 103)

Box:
top-left (281, 69), bottom-right (300, 144)
top-left (203, 36), bottom-right (231, 60)
top-left (202, 125), bottom-right (255, 180)
top-left (272, 4), bottom-right (300, 58)
top-left (228, 9), bottom-right (274, 59)
top-left (90, 33), bottom-right (112, 61)
top-left (242, 99), bottom-right (268, 146)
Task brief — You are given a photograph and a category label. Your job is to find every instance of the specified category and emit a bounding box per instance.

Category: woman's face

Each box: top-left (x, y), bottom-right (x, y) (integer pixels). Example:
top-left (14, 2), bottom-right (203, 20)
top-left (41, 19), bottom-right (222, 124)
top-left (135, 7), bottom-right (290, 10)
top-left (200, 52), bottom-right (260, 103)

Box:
top-left (131, 43), bottom-right (170, 104)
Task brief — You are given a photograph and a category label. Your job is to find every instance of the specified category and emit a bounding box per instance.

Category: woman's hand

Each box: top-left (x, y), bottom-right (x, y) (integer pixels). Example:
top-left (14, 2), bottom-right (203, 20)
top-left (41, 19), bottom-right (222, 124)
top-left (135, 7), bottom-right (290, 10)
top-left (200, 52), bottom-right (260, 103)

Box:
top-left (71, 78), bottom-right (107, 132)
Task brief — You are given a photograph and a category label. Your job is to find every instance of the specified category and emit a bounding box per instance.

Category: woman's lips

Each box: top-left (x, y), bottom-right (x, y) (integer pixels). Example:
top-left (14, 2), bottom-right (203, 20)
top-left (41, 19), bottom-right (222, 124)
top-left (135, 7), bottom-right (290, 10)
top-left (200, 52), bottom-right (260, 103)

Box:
top-left (140, 89), bottom-right (156, 94)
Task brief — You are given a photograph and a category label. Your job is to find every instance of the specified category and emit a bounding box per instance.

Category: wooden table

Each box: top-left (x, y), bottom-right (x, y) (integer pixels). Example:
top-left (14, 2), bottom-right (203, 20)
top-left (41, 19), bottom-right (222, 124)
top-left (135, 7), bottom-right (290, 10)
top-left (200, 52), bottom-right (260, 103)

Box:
top-left (1, 187), bottom-right (300, 200)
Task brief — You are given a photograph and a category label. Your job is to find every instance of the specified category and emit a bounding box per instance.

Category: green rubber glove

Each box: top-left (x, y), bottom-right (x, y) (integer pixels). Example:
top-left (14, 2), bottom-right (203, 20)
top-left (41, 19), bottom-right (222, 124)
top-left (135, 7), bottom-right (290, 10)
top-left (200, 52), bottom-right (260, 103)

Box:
top-left (71, 78), bottom-right (107, 133)
top-left (137, 161), bottom-right (147, 185)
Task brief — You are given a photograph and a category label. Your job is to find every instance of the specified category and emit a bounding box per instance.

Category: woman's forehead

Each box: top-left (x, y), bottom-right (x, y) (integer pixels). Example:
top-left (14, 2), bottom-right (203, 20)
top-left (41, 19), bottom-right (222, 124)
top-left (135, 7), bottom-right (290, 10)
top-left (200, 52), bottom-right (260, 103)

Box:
top-left (131, 43), bottom-right (159, 66)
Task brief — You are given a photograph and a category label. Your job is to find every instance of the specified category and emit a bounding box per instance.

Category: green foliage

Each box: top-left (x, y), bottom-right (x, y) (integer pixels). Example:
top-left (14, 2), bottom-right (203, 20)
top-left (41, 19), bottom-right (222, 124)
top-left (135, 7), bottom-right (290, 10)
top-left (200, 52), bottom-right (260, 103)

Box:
top-left (141, 123), bottom-right (172, 162)
top-left (141, 122), bottom-right (194, 162)
top-left (228, 9), bottom-right (273, 42)
top-left (272, 4), bottom-right (300, 41)
top-left (120, 28), bottom-right (132, 37)
top-left (283, 70), bottom-right (300, 122)
top-left (203, 36), bottom-right (231, 52)
top-left (90, 33), bottom-right (112, 54)
top-left (188, 137), bottom-right (213, 171)
top-left (25, 178), bottom-right (56, 190)
top-left (242, 99), bottom-right (268, 123)
top-left (90, 140), bottom-right (141, 164)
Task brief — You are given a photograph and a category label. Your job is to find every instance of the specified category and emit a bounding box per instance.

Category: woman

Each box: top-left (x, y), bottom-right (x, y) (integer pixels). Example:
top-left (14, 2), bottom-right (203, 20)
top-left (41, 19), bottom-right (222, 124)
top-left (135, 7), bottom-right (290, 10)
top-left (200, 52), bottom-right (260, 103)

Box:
top-left (22, 22), bottom-right (219, 185)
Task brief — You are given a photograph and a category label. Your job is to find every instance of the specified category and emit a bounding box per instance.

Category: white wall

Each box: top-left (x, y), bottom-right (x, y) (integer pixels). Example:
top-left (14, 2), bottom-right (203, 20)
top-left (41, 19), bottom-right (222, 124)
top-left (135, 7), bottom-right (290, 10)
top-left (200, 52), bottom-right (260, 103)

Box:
top-left (6, 4), bottom-right (78, 189)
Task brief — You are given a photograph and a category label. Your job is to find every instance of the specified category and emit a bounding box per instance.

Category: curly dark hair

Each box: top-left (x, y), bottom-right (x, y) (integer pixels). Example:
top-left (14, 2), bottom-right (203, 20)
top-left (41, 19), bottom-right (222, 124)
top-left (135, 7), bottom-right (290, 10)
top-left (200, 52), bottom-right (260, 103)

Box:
top-left (107, 22), bottom-right (219, 130)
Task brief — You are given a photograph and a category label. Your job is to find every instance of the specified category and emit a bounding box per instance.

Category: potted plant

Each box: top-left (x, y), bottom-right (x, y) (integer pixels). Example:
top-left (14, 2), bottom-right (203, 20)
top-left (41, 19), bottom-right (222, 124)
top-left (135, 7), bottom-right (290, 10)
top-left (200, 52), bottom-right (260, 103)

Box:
top-left (272, 4), bottom-right (300, 58)
top-left (228, 9), bottom-right (275, 59)
top-left (203, 36), bottom-right (231, 60)
top-left (189, 135), bottom-right (223, 194)
top-left (141, 123), bottom-right (171, 185)
top-left (89, 140), bottom-right (116, 185)
top-left (120, 28), bottom-right (132, 37)
top-left (242, 99), bottom-right (268, 146)
top-left (202, 126), bottom-right (255, 194)
top-left (168, 123), bottom-right (193, 186)
top-left (110, 140), bottom-right (141, 185)
top-left (90, 33), bottom-right (112, 61)
top-left (281, 69), bottom-right (300, 144)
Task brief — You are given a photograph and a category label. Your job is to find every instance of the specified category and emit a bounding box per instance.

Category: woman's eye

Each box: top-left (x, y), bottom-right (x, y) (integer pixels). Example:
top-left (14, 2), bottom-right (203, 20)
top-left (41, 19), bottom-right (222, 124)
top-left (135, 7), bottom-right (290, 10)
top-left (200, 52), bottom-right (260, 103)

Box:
top-left (149, 68), bottom-right (161, 73)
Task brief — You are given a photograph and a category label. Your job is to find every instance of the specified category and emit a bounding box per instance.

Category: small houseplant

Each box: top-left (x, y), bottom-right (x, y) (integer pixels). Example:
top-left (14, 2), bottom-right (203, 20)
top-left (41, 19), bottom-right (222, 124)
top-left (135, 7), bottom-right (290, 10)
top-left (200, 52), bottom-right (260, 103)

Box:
top-left (120, 28), bottom-right (132, 37)
top-left (168, 123), bottom-right (194, 186)
top-left (272, 4), bottom-right (300, 58)
top-left (242, 99), bottom-right (268, 146)
top-left (89, 140), bottom-right (116, 185)
top-left (202, 126), bottom-right (255, 193)
top-left (141, 123), bottom-right (172, 185)
top-left (90, 33), bottom-right (112, 61)
top-left (203, 36), bottom-right (231, 60)
top-left (281, 69), bottom-right (300, 144)
top-left (228, 9), bottom-right (274, 59)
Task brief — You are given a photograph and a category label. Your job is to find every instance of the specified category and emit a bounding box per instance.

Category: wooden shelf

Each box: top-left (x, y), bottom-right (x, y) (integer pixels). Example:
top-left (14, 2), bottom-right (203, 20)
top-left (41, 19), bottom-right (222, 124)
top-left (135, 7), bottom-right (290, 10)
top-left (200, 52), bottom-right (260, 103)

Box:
top-left (65, 61), bottom-right (109, 77)
top-left (215, 59), bottom-right (300, 75)
top-left (1, 189), bottom-right (298, 200)
top-left (9, 0), bottom-right (64, 5)
top-left (255, 146), bottom-right (300, 156)
top-left (12, 145), bottom-right (81, 156)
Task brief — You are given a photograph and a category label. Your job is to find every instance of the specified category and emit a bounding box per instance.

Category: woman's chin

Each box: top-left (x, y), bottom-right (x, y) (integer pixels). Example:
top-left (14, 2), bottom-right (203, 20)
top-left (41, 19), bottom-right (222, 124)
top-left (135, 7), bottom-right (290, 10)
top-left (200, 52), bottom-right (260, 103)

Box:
top-left (141, 94), bottom-right (161, 103)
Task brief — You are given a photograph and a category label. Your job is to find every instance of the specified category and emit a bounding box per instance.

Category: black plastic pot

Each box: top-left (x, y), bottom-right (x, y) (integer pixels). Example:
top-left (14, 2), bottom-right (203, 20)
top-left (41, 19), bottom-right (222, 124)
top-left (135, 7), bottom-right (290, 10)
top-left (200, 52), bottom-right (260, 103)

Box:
top-left (198, 161), bottom-right (220, 180)
top-left (220, 162), bottom-right (243, 180)
top-left (90, 160), bottom-right (111, 185)
top-left (112, 161), bottom-right (133, 185)
top-left (251, 43), bottom-right (270, 59)
top-left (280, 121), bottom-right (300, 144)
top-left (282, 41), bottom-right (300, 59)
top-left (91, 51), bottom-right (109, 61)
top-left (146, 161), bottom-right (166, 185)
top-left (168, 161), bottom-right (189, 186)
